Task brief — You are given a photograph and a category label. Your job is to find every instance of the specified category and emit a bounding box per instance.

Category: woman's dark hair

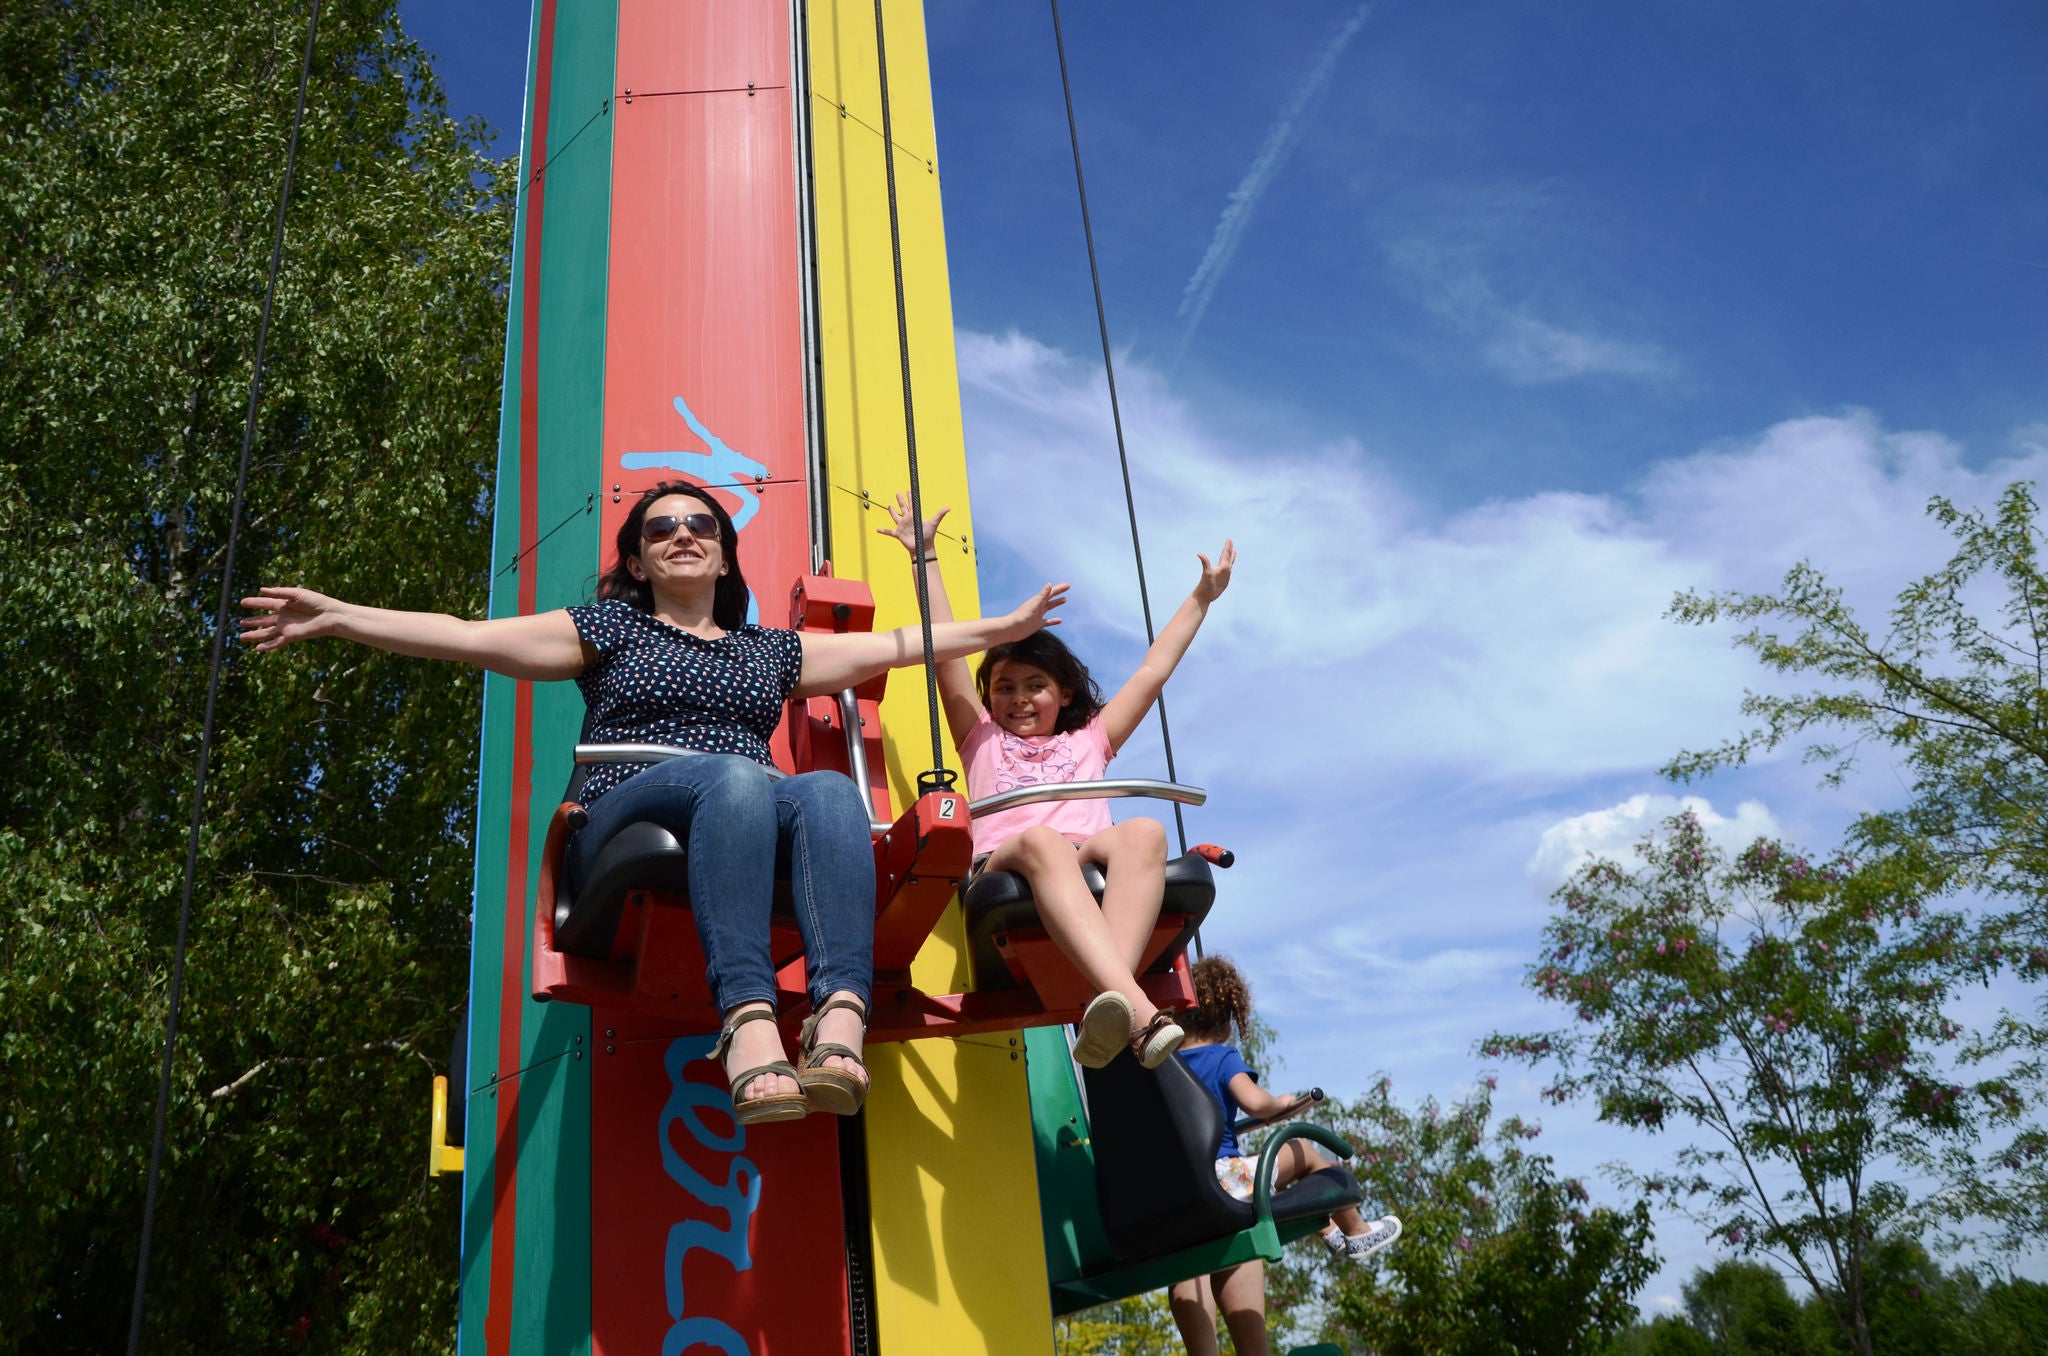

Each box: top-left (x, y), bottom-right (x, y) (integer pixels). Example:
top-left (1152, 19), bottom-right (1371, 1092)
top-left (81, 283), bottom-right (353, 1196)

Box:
top-left (1183, 955), bottom-right (1253, 1043)
top-left (974, 631), bottom-right (1103, 735)
top-left (595, 481), bottom-right (751, 630)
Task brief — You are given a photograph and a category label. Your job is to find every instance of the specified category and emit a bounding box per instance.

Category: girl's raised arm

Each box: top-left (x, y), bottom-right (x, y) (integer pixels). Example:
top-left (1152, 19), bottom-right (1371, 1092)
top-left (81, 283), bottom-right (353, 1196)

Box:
top-left (876, 495), bottom-right (981, 745)
top-left (1099, 540), bottom-right (1235, 754)
top-left (791, 583), bottom-right (1065, 701)
top-left (239, 586), bottom-right (591, 682)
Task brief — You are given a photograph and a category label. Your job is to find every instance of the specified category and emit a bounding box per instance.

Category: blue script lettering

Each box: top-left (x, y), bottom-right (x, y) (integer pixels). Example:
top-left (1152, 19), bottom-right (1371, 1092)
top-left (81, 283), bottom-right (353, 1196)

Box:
top-left (658, 1034), bottom-right (763, 1355)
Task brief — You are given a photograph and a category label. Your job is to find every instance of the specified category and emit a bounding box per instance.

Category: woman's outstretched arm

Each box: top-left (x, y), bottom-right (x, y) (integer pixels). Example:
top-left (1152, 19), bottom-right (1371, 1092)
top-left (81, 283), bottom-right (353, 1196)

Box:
top-left (1099, 541), bottom-right (1236, 753)
top-left (240, 586), bottom-right (591, 682)
top-left (791, 583), bottom-right (1066, 700)
top-left (877, 495), bottom-right (981, 745)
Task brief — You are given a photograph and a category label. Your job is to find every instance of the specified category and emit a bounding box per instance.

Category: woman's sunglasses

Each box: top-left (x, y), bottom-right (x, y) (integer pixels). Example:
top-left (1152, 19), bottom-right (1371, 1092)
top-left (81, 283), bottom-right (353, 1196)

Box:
top-left (642, 512), bottom-right (719, 544)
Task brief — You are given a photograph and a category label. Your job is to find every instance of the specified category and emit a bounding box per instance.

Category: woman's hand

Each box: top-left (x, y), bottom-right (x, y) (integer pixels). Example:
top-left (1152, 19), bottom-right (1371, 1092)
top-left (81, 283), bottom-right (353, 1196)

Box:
top-left (997, 583), bottom-right (1068, 641)
top-left (239, 587), bottom-right (588, 680)
top-left (877, 493), bottom-right (950, 557)
top-left (1193, 539), bottom-right (1236, 605)
top-left (240, 586), bottom-right (347, 651)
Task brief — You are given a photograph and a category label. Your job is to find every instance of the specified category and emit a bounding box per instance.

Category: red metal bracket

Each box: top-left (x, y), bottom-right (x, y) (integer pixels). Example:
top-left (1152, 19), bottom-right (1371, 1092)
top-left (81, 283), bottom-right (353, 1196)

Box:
top-left (871, 790), bottom-right (975, 970)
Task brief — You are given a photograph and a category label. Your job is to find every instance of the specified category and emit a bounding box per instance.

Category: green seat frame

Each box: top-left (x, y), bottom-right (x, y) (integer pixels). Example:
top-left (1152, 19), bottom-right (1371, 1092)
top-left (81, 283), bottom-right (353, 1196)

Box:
top-left (1025, 1026), bottom-right (1363, 1315)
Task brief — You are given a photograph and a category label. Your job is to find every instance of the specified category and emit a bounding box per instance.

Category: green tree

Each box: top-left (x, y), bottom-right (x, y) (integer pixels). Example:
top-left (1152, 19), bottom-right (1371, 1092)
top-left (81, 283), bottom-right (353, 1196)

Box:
top-left (1055, 1293), bottom-right (1187, 1356)
top-left (1682, 1261), bottom-right (1829, 1356)
top-left (1665, 483), bottom-right (2048, 1251)
top-left (1484, 813), bottom-right (2018, 1356)
top-left (1967, 1273), bottom-right (2048, 1355)
top-left (1605, 1315), bottom-right (1717, 1356)
top-left (0, 0), bottom-right (512, 1349)
top-left (1274, 1077), bottom-right (1659, 1355)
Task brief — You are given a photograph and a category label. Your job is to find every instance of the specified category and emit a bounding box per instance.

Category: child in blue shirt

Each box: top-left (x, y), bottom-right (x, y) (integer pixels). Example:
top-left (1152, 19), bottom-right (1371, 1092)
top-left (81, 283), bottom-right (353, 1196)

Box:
top-left (1168, 956), bottom-right (1400, 1356)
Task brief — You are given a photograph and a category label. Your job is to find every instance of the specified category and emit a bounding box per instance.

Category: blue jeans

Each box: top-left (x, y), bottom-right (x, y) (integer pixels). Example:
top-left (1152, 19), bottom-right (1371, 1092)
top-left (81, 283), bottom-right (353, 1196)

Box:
top-left (568, 755), bottom-right (874, 1014)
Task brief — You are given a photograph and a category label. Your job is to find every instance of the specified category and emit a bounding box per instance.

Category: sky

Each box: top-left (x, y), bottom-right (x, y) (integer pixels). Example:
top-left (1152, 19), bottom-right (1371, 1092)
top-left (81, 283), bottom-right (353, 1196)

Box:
top-left (403, 0), bottom-right (2048, 1313)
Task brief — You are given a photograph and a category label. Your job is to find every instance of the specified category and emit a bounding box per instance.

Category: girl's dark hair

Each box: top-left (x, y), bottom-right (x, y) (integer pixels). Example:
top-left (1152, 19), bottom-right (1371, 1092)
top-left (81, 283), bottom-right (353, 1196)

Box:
top-left (1183, 955), bottom-right (1253, 1043)
top-left (974, 631), bottom-right (1103, 734)
top-left (595, 481), bottom-right (751, 630)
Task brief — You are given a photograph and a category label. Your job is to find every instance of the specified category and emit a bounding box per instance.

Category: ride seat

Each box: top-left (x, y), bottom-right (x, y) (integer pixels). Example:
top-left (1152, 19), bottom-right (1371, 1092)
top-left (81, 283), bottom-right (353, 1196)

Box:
top-left (1083, 1049), bottom-right (1362, 1263)
top-left (551, 818), bottom-right (794, 960)
top-left (961, 853), bottom-right (1217, 994)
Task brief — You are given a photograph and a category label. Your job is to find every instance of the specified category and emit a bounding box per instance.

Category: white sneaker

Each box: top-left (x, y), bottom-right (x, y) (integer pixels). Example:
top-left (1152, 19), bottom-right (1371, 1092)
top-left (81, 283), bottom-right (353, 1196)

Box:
top-left (1071, 991), bottom-right (1134, 1069)
top-left (1340, 1215), bottom-right (1401, 1261)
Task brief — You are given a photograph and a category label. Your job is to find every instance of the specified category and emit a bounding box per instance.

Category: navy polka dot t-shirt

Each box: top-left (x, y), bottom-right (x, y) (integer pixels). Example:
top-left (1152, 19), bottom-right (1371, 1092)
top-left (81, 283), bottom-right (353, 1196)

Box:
top-left (567, 599), bottom-right (803, 807)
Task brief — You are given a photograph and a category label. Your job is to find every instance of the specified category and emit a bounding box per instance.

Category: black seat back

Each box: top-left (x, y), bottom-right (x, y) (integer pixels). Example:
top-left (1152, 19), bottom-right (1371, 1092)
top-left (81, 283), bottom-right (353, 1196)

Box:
top-left (553, 820), bottom-right (690, 957)
top-left (1081, 1053), bottom-right (1255, 1262)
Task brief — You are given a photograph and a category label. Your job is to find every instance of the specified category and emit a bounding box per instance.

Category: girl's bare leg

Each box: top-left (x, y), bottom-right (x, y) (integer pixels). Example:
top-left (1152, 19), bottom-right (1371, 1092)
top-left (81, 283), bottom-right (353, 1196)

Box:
top-left (1168, 1274), bottom-right (1220, 1356)
top-left (1267, 1141), bottom-right (1368, 1236)
top-left (984, 825), bottom-right (1152, 1018)
top-left (1215, 1261), bottom-right (1271, 1356)
top-left (1078, 816), bottom-right (1169, 976)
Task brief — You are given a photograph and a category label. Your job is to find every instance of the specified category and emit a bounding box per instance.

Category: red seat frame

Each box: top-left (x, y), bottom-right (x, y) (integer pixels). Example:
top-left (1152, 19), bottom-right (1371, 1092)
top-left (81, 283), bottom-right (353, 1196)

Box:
top-left (529, 571), bottom-right (1196, 1039)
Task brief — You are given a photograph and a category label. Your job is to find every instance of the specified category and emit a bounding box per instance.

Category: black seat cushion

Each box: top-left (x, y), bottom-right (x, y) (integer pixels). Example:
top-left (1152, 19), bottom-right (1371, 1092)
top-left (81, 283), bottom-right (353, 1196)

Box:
top-left (1081, 1051), bottom-right (1362, 1265)
top-left (962, 853), bottom-right (1217, 991)
top-left (555, 821), bottom-right (689, 957)
top-left (554, 820), bottom-right (794, 959)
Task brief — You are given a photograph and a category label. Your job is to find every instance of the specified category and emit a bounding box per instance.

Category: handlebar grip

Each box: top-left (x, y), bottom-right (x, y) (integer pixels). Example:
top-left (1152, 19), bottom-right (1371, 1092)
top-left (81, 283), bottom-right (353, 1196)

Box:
top-left (1192, 843), bottom-right (1235, 868)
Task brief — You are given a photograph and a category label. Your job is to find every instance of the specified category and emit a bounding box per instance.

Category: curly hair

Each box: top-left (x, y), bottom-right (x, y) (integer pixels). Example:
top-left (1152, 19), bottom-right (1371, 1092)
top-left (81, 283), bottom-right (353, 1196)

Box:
top-left (594, 481), bottom-right (751, 630)
top-left (1182, 955), bottom-right (1253, 1043)
top-left (974, 630), bottom-right (1104, 734)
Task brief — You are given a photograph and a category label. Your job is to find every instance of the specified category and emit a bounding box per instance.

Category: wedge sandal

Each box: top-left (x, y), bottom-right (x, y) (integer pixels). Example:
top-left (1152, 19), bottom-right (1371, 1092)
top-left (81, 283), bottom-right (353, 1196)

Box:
top-left (713, 1007), bottom-right (808, 1125)
top-left (797, 996), bottom-right (871, 1117)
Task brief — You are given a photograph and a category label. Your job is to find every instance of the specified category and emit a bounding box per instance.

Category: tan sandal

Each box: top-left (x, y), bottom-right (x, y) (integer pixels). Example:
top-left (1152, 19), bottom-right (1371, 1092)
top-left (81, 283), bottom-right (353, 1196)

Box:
top-left (713, 1008), bottom-right (808, 1125)
top-left (797, 996), bottom-right (870, 1116)
top-left (1131, 1010), bottom-right (1186, 1069)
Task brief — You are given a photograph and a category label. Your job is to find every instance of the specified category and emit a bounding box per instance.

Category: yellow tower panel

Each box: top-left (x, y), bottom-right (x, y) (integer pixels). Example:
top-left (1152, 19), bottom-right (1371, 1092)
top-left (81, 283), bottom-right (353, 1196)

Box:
top-left (807, 1), bottom-right (1056, 1352)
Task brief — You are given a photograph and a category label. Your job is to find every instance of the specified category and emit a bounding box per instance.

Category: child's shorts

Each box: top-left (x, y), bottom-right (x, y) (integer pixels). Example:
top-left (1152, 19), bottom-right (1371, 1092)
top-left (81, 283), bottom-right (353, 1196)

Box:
top-left (1214, 1156), bottom-right (1256, 1202)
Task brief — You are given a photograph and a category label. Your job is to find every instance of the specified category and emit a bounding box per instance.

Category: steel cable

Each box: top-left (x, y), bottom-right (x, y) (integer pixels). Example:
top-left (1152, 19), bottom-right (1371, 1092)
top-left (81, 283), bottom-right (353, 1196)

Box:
top-left (126, 3), bottom-right (322, 1349)
top-left (1047, 0), bottom-right (1190, 856)
top-left (869, 0), bottom-right (954, 792)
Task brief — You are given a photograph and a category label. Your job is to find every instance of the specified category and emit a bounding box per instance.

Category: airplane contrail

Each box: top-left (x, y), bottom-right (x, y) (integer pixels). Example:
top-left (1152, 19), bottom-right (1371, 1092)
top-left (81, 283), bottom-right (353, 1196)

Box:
top-left (1172, 2), bottom-right (1371, 368)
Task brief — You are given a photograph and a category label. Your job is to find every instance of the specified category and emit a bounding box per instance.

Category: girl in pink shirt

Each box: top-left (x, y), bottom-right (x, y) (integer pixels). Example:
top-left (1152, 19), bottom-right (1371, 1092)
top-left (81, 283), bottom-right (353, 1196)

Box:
top-left (884, 496), bottom-right (1235, 1069)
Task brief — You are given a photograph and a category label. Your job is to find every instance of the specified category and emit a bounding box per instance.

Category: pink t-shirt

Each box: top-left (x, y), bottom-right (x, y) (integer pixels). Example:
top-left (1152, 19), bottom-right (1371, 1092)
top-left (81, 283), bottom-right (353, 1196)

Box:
top-left (961, 710), bottom-right (1114, 856)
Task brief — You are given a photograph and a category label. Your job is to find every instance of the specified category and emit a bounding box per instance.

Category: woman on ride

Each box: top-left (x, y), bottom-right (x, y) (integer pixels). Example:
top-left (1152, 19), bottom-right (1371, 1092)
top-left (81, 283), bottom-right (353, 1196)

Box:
top-left (241, 480), bottom-right (1066, 1124)
top-left (880, 495), bottom-right (1233, 1068)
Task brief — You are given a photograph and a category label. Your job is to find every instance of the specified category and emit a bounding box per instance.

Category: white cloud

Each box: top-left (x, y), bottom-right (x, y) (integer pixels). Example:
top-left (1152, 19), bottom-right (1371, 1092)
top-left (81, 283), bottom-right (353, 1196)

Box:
top-left (1392, 236), bottom-right (1677, 384)
top-left (957, 331), bottom-right (2048, 806)
top-left (1525, 793), bottom-right (1783, 893)
top-left (954, 329), bottom-right (2048, 1299)
top-left (1384, 184), bottom-right (1679, 386)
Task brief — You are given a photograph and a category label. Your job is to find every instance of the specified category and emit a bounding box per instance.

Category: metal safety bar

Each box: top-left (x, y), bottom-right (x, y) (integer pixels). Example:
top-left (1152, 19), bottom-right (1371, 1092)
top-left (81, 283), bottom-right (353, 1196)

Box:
top-left (573, 743), bottom-right (790, 781)
top-left (967, 778), bottom-right (1206, 819)
top-left (835, 689), bottom-right (893, 834)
